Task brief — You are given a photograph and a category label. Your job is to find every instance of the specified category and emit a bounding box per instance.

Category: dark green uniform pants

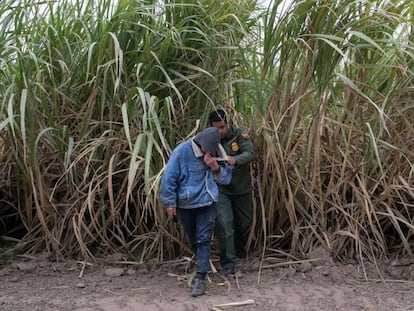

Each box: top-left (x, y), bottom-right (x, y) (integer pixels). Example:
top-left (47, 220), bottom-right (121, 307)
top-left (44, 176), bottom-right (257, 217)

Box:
top-left (215, 192), bottom-right (252, 267)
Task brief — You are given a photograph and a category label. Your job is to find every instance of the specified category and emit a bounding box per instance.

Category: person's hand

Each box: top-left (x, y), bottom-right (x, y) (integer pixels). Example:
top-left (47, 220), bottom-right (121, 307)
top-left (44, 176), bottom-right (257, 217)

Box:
top-left (204, 153), bottom-right (220, 172)
top-left (166, 207), bottom-right (176, 218)
top-left (227, 156), bottom-right (236, 166)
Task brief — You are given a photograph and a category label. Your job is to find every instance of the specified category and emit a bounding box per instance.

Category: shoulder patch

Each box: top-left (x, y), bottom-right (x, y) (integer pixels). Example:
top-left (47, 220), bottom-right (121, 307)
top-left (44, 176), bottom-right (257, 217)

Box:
top-left (241, 131), bottom-right (250, 139)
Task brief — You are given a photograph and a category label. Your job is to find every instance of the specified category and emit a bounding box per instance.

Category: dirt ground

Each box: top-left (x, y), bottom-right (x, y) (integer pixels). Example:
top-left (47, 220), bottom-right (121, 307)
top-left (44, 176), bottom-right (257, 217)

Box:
top-left (1, 251), bottom-right (414, 311)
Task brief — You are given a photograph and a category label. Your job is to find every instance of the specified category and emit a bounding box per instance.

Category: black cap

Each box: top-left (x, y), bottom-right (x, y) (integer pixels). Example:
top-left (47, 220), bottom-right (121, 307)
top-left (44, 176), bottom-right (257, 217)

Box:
top-left (208, 109), bottom-right (227, 124)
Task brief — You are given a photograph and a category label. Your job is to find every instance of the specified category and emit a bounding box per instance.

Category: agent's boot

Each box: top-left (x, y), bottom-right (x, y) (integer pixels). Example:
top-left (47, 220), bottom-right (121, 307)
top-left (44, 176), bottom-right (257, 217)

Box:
top-left (218, 263), bottom-right (235, 276)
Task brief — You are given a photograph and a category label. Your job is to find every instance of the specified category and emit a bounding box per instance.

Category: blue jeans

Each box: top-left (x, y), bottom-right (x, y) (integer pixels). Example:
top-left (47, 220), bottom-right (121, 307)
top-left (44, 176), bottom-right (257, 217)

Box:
top-left (178, 204), bottom-right (215, 275)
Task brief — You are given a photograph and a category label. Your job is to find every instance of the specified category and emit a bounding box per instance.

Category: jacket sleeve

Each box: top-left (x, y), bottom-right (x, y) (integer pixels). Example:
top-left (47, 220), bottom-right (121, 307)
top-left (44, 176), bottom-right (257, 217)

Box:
top-left (213, 163), bottom-right (233, 185)
top-left (233, 130), bottom-right (256, 166)
top-left (159, 151), bottom-right (180, 208)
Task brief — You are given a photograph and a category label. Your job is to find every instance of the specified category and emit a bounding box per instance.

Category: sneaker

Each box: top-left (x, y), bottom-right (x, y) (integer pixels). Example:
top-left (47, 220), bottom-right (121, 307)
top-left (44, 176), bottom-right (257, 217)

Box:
top-left (218, 265), bottom-right (235, 276)
top-left (191, 278), bottom-right (206, 297)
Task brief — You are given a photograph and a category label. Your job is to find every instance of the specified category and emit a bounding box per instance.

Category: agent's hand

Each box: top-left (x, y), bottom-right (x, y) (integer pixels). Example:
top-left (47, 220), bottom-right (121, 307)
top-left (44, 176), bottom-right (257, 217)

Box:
top-left (166, 207), bottom-right (176, 218)
top-left (204, 153), bottom-right (220, 172)
top-left (227, 156), bottom-right (236, 165)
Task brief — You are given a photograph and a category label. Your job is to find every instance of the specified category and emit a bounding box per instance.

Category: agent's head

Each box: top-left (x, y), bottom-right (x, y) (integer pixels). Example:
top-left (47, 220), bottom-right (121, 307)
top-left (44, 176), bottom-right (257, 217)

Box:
top-left (208, 109), bottom-right (229, 139)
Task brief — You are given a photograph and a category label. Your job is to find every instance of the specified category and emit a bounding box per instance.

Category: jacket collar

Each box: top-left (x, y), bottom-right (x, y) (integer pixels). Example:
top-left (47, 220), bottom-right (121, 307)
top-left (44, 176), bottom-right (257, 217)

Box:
top-left (192, 139), bottom-right (204, 158)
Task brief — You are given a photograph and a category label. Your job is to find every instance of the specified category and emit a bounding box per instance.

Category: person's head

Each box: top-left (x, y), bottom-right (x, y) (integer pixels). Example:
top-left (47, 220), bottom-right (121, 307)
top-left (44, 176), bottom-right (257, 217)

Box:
top-left (193, 127), bottom-right (221, 156)
top-left (208, 109), bottom-right (229, 139)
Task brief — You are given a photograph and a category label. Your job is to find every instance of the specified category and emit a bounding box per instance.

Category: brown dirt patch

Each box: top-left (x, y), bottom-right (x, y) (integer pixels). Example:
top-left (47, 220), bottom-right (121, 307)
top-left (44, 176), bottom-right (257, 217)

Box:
top-left (1, 255), bottom-right (414, 311)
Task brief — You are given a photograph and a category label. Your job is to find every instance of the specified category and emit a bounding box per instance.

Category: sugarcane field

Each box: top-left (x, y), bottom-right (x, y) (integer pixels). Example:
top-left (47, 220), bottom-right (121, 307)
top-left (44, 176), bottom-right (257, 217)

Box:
top-left (1, 0), bottom-right (414, 310)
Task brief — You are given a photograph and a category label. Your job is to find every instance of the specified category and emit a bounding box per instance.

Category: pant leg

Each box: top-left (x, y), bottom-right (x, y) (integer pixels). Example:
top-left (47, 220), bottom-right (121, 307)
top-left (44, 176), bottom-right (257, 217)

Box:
top-left (230, 192), bottom-right (253, 257)
top-left (215, 193), bottom-right (237, 267)
top-left (177, 208), bottom-right (197, 251)
top-left (194, 204), bottom-right (216, 274)
top-left (178, 205), bottom-right (215, 275)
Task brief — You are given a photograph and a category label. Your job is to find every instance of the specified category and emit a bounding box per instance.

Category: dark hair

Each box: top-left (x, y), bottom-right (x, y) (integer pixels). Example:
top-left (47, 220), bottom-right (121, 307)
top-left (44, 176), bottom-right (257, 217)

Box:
top-left (208, 109), bottom-right (227, 124)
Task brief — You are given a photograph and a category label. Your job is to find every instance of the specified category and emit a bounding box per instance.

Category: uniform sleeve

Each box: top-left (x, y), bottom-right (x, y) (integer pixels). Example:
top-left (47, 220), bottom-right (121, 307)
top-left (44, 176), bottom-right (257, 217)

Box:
top-left (159, 150), bottom-right (180, 208)
top-left (233, 130), bottom-right (256, 166)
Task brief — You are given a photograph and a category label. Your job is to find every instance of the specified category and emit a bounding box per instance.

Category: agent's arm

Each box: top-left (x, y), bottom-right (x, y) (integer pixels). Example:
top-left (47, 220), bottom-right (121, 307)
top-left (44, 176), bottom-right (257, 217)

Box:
top-left (232, 130), bottom-right (256, 166)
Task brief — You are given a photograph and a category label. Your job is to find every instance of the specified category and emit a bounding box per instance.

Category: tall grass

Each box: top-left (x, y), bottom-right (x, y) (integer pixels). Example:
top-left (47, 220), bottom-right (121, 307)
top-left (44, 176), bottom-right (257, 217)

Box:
top-left (0, 0), bottom-right (257, 259)
top-left (253, 0), bottom-right (414, 265)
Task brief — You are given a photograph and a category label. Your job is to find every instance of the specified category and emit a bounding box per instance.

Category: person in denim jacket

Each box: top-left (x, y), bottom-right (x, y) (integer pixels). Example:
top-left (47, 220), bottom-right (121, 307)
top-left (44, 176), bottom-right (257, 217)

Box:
top-left (159, 127), bottom-right (232, 297)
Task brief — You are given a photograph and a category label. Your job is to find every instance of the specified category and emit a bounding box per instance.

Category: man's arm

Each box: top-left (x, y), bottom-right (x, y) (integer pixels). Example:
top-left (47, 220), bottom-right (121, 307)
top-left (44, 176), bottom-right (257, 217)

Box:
top-left (205, 153), bottom-right (232, 185)
top-left (232, 129), bottom-right (256, 166)
top-left (213, 163), bottom-right (233, 185)
top-left (159, 151), bottom-right (180, 209)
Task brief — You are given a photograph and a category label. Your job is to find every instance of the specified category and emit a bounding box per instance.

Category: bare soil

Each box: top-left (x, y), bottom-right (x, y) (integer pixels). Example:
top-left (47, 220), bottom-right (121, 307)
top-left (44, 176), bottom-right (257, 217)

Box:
top-left (1, 252), bottom-right (414, 311)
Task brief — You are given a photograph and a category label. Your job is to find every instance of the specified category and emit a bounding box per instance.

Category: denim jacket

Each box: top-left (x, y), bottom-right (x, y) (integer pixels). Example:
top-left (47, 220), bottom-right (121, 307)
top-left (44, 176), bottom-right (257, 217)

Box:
top-left (159, 139), bottom-right (232, 209)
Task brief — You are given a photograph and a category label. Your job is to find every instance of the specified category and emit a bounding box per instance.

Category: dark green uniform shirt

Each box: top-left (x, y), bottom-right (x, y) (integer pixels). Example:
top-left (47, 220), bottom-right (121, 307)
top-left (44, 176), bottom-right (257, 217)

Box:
top-left (219, 126), bottom-right (256, 195)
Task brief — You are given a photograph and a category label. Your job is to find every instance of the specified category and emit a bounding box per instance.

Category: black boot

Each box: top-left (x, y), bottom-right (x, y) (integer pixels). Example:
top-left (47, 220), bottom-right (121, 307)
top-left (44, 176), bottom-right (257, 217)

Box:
top-left (218, 263), bottom-right (235, 276)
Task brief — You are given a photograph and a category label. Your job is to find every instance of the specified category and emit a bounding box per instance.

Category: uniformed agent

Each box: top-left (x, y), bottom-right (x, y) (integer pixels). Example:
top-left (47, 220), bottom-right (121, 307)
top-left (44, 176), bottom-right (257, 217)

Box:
top-left (208, 109), bottom-right (256, 276)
